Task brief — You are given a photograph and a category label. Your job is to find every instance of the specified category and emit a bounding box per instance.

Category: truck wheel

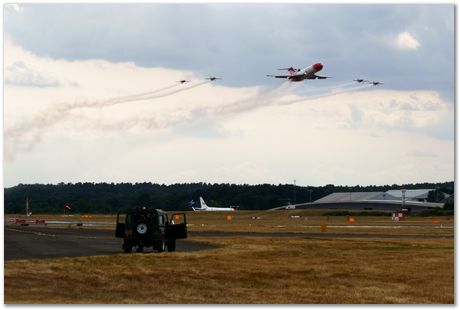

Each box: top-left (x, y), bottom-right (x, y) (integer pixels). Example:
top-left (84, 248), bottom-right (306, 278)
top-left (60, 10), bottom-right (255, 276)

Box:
top-left (167, 240), bottom-right (176, 252)
top-left (136, 244), bottom-right (144, 253)
top-left (123, 242), bottom-right (132, 253)
top-left (157, 237), bottom-right (166, 253)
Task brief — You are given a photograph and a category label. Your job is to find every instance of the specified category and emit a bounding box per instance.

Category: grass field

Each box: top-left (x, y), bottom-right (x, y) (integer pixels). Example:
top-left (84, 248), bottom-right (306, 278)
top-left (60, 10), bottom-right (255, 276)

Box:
top-left (4, 211), bottom-right (454, 304)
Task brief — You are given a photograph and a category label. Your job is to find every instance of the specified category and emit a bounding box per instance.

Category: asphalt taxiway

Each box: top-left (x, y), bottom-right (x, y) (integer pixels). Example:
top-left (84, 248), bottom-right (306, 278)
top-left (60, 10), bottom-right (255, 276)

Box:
top-left (4, 226), bottom-right (216, 260)
top-left (5, 226), bottom-right (452, 260)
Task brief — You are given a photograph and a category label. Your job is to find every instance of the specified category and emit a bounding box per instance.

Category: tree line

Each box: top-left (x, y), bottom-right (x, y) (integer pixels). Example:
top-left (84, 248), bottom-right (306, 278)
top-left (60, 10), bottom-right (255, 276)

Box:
top-left (4, 181), bottom-right (454, 214)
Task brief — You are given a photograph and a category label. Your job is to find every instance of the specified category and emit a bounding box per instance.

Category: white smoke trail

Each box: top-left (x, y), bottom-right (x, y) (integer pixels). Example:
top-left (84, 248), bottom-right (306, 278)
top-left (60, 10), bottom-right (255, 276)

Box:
top-left (84, 81), bottom-right (290, 133)
top-left (211, 81), bottom-right (364, 117)
top-left (296, 81), bottom-right (358, 95)
top-left (6, 82), bottom-right (180, 136)
top-left (62, 83), bottom-right (181, 110)
top-left (5, 81), bottom-right (210, 159)
top-left (212, 81), bottom-right (290, 116)
top-left (93, 82), bottom-right (373, 134)
top-left (6, 79), bottom-right (373, 160)
top-left (279, 83), bottom-right (373, 106)
top-left (133, 80), bottom-right (210, 102)
top-left (73, 81), bottom-right (210, 109)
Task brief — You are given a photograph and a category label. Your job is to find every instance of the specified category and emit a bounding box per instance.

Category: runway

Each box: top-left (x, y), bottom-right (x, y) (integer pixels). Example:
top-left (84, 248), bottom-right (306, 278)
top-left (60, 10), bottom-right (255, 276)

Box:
top-left (5, 226), bottom-right (452, 261)
top-left (4, 226), bottom-right (217, 261)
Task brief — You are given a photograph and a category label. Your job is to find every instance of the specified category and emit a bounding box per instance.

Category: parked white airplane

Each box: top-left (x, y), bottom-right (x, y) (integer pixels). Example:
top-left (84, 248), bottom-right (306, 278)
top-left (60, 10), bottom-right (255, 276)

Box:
top-left (189, 197), bottom-right (237, 211)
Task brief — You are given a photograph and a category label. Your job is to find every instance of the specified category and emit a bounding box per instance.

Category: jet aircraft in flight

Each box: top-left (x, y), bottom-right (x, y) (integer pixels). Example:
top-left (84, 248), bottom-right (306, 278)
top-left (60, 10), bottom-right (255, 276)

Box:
top-left (267, 63), bottom-right (331, 81)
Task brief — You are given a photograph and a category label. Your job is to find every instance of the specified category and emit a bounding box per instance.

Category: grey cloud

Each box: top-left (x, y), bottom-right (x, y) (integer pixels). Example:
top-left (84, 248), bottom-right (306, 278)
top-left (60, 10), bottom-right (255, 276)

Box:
top-left (5, 60), bottom-right (61, 87)
top-left (4, 3), bottom-right (453, 100)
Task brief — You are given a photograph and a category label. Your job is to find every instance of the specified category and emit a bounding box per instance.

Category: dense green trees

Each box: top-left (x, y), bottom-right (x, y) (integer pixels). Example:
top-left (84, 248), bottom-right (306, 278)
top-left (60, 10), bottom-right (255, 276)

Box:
top-left (4, 181), bottom-right (454, 214)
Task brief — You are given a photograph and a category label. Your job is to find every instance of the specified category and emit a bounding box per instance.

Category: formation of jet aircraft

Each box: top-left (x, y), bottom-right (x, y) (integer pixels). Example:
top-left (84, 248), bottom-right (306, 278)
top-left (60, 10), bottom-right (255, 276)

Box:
top-left (354, 78), bottom-right (384, 85)
top-left (178, 64), bottom-right (382, 86)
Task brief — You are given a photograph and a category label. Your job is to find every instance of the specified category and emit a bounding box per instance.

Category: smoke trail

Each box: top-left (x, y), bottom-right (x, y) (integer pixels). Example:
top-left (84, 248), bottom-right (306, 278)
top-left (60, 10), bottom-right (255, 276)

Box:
top-left (71, 81), bottom-right (210, 109)
top-left (5, 81), bottom-right (210, 159)
top-left (6, 82), bottom-right (181, 136)
top-left (132, 80), bottom-right (210, 102)
top-left (296, 81), bottom-right (358, 95)
top-left (6, 79), bottom-right (373, 160)
top-left (212, 81), bottom-right (290, 116)
top-left (84, 81), bottom-right (290, 133)
top-left (97, 83), bottom-right (180, 106)
top-left (96, 82), bottom-right (373, 134)
top-left (279, 83), bottom-right (373, 106)
top-left (208, 81), bottom-right (363, 117)
top-left (68, 83), bottom-right (181, 109)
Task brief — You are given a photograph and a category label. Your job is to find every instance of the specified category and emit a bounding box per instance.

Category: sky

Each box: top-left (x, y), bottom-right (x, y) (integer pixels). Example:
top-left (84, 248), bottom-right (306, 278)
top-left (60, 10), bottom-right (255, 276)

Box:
top-left (3, 3), bottom-right (455, 188)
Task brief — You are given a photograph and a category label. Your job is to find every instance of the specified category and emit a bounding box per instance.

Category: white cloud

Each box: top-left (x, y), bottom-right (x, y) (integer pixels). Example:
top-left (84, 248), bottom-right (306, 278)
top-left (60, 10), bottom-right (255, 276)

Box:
top-left (396, 31), bottom-right (420, 50)
top-left (5, 4), bottom-right (24, 13)
top-left (4, 41), bottom-right (453, 187)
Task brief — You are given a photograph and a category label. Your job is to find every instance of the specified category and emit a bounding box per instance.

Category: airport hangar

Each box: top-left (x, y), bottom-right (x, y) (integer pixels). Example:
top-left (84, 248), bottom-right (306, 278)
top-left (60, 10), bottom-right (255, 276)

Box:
top-left (273, 190), bottom-right (445, 212)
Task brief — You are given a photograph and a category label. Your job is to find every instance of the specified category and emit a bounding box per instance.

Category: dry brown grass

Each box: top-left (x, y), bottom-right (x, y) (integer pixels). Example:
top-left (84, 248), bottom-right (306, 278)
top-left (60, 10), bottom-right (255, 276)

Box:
top-left (185, 210), bottom-right (454, 236)
top-left (4, 235), bottom-right (453, 304)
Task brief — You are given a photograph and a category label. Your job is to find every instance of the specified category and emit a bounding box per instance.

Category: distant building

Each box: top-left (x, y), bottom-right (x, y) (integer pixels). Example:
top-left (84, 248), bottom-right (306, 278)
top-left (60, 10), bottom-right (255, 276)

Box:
top-left (383, 189), bottom-right (433, 202)
top-left (272, 189), bottom-right (446, 211)
top-left (314, 192), bottom-right (384, 203)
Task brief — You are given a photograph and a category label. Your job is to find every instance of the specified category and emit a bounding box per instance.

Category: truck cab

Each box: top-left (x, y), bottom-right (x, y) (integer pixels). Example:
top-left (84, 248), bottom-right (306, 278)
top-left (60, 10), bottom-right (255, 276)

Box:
top-left (115, 206), bottom-right (187, 253)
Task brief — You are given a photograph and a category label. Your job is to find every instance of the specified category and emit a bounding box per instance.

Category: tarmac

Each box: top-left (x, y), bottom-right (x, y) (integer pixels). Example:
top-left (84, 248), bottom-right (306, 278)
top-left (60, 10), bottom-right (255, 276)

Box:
top-left (5, 226), bottom-right (452, 261)
top-left (4, 226), bottom-right (216, 260)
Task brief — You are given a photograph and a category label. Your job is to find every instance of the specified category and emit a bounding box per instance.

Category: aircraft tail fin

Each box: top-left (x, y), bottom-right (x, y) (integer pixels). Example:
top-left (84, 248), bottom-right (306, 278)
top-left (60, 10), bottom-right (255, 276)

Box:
top-left (199, 197), bottom-right (209, 210)
top-left (187, 200), bottom-right (196, 211)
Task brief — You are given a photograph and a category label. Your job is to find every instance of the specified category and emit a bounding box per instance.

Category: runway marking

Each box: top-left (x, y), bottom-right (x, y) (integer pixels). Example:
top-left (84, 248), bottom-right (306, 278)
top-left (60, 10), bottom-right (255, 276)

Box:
top-left (299, 225), bottom-right (453, 229)
top-left (5, 227), bottom-right (56, 237)
top-left (5, 227), bottom-right (115, 240)
top-left (74, 235), bottom-right (113, 240)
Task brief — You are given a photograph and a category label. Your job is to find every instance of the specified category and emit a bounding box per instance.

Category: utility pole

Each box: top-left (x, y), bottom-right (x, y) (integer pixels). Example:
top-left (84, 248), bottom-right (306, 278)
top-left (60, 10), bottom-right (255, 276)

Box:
top-left (25, 197), bottom-right (30, 216)
top-left (401, 186), bottom-right (406, 211)
top-left (293, 179), bottom-right (297, 205)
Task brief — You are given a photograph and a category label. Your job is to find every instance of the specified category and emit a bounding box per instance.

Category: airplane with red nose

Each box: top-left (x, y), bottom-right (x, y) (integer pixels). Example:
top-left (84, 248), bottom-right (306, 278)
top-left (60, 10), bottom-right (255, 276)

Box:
top-left (266, 63), bottom-right (331, 82)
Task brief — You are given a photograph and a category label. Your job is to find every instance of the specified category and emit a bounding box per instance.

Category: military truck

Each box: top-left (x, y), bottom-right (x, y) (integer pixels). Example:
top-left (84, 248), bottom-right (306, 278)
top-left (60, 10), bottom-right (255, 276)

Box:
top-left (115, 206), bottom-right (187, 253)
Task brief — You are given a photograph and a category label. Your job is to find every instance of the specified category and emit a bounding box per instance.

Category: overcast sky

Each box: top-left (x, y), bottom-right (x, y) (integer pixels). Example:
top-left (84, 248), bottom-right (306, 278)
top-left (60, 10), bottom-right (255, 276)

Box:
top-left (3, 3), bottom-right (455, 188)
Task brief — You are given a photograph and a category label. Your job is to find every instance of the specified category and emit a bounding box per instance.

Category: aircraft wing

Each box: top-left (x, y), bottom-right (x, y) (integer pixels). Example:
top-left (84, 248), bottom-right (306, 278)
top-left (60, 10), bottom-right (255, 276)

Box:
top-left (314, 75), bottom-right (332, 79)
top-left (266, 75), bottom-right (289, 79)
